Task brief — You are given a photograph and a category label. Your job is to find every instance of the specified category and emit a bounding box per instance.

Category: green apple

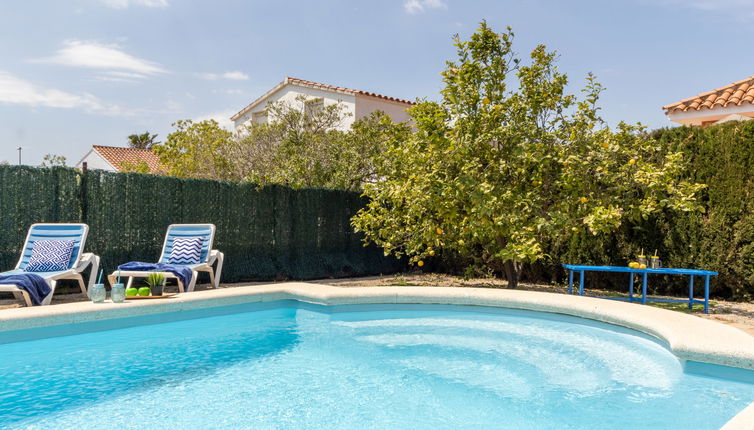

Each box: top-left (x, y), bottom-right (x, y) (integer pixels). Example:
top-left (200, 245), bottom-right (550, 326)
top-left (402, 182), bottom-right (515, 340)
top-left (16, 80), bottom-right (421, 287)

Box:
top-left (138, 287), bottom-right (151, 296)
top-left (125, 288), bottom-right (138, 296)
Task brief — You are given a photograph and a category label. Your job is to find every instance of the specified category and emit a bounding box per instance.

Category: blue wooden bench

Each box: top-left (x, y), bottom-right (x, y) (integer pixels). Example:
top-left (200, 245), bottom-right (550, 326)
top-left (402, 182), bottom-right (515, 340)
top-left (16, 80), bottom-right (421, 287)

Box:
top-left (562, 264), bottom-right (718, 313)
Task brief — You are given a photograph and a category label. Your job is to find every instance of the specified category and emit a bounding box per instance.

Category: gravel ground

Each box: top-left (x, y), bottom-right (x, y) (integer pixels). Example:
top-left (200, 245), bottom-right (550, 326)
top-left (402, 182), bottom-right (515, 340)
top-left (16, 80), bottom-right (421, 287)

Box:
top-left (2, 273), bottom-right (753, 336)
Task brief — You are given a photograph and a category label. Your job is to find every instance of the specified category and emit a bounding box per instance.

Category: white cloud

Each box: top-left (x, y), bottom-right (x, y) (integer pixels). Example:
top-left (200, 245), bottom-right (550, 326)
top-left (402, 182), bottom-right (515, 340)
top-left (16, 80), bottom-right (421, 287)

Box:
top-left (0, 70), bottom-right (125, 115)
top-left (164, 99), bottom-right (183, 112)
top-left (196, 71), bottom-right (250, 81)
top-left (32, 40), bottom-right (167, 79)
top-left (212, 88), bottom-right (243, 95)
top-left (193, 110), bottom-right (236, 130)
top-left (659, 0), bottom-right (754, 10)
top-left (95, 71), bottom-right (154, 83)
top-left (221, 71), bottom-right (249, 80)
top-left (653, 0), bottom-right (754, 20)
top-left (404, 0), bottom-right (447, 14)
top-left (98, 0), bottom-right (169, 9)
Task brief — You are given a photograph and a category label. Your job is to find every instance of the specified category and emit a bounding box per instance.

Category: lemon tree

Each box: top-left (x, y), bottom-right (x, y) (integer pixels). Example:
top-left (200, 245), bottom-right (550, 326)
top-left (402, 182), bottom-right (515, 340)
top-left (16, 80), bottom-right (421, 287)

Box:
top-left (352, 22), bottom-right (704, 287)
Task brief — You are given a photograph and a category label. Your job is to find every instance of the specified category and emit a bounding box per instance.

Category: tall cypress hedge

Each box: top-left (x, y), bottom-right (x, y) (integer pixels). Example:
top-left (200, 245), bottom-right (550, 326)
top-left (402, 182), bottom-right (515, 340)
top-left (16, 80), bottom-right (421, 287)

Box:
top-left (653, 121), bottom-right (754, 299)
top-left (0, 167), bottom-right (403, 283)
top-left (529, 121), bottom-right (754, 300)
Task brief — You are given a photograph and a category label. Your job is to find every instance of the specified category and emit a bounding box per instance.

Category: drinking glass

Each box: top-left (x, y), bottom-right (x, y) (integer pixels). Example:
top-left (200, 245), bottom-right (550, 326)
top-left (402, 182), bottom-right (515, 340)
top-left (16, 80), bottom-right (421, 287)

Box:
top-left (111, 283), bottom-right (126, 303)
top-left (90, 283), bottom-right (106, 303)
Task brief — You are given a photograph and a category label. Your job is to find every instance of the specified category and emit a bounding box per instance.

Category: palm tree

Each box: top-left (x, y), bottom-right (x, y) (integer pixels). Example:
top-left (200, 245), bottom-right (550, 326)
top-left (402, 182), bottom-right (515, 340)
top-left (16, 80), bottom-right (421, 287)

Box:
top-left (128, 132), bottom-right (160, 149)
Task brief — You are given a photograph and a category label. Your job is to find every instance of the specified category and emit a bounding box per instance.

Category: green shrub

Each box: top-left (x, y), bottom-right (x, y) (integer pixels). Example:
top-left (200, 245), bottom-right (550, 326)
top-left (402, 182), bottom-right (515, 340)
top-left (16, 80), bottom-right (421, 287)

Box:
top-left (526, 121), bottom-right (754, 299)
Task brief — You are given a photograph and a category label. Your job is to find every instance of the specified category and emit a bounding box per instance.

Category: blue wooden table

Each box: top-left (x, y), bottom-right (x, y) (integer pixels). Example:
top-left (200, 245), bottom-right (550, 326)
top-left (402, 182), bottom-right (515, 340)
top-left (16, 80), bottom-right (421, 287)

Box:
top-left (562, 265), bottom-right (718, 314)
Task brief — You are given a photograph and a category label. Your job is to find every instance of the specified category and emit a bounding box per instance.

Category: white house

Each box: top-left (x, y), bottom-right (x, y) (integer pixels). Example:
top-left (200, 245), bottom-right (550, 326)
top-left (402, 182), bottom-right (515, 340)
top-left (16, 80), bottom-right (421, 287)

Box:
top-left (230, 77), bottom-right (415, 131)
top-left (75, 145), bottom-right (161, 173)
top-left (663, 75), bottom-right (754, 126)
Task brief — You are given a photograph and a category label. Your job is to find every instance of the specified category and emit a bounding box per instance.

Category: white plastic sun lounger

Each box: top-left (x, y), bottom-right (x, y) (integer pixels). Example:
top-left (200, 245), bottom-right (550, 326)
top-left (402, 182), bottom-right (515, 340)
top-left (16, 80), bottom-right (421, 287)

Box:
top-left (0, 223), bottom-right (100, 306)
top-left (108, 224), bottom-right (224, 293)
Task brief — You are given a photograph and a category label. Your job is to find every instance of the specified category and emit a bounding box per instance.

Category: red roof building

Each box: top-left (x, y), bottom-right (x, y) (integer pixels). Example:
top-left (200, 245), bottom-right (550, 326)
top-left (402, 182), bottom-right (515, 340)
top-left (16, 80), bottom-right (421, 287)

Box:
top-left (231, 77), bottom-right (415, 130)
top-left (75, 145), bottom-right (162, 173)
top-left (663, 76), bottom-right (754, 126)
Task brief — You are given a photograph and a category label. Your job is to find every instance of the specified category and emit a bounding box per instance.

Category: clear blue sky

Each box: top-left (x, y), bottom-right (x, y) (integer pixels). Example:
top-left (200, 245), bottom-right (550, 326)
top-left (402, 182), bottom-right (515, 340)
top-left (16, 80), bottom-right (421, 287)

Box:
top-left (1, 0), bottom-right (753, 165)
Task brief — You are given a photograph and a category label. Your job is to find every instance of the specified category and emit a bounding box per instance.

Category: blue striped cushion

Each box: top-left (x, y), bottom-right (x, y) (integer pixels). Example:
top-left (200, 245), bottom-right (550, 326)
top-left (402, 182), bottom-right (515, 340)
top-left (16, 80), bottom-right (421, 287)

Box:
top-left (20, 225), bottom-right (86, 270)
top-left (168, 237), bottom-right (203, 265)
top-left (24, 240), bottom-right (75, 272)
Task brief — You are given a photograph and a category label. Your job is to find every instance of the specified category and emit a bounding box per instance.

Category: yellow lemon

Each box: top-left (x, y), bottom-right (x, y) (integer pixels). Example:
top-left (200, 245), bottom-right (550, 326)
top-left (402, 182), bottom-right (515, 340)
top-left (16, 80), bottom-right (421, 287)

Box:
top-left (436, 227), bottom-right (443, 235)
top-left (428, 250), bottom-right (436, 256)
top-left (629, 262), bottom-right (638, 268)
top-left (639, 263), bottom-right (647, 269)
top-left (628, 158), bottom-right (636, 166)
top-left (482, 97), bottom-right (490, 105)
top-left (601, 142), bottom-right (609, 149)
top-left (579, 197), bottom-right (588, 204)
top-left (417, 260), bottom-right (424, 267)
top-left (561, 161), bottom-right (569, 167)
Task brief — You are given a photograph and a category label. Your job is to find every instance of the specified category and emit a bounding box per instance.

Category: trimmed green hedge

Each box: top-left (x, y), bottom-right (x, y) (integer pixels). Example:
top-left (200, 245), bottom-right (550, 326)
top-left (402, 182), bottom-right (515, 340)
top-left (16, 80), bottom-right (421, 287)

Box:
top-left (529, 121), bottom-right (754, 299)
top-left (0, 166), bottom-right (403, 283)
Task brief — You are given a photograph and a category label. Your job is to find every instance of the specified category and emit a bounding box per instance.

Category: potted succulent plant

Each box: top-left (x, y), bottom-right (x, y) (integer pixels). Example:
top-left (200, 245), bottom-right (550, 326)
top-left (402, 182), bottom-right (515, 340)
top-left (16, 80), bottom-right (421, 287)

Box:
top-left (146, 272), bottom-right (166, 296)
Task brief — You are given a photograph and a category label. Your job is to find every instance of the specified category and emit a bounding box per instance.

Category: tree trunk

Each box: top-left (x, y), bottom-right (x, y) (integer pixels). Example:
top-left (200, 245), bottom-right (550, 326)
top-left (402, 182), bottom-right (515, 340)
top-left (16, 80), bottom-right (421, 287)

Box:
top-left (503, 260), bottom-right (522, 288)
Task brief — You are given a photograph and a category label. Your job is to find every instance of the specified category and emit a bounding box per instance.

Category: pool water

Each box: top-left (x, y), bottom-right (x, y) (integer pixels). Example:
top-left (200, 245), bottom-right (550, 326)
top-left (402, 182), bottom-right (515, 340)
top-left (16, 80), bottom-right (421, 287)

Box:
top-left (0, 301), bottom-right (753, 429)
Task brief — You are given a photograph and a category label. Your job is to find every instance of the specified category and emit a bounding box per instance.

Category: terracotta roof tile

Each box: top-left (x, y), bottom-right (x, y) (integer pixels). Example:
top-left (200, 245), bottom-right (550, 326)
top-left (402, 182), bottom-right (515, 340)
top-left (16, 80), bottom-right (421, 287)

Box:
top-left (92, 145), bottom-right (162, 173)
top-left (663, 75), bottom-right (754, 113)
top-left (731, 88), bottom-right (745, 104)
top-left (286, 77), bottom-right (417, 105)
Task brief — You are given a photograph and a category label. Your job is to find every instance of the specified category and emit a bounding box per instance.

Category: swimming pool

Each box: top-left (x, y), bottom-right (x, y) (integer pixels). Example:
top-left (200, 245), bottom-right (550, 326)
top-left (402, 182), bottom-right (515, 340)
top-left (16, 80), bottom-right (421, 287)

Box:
top-left (1, 300), bottom-right (753, 429)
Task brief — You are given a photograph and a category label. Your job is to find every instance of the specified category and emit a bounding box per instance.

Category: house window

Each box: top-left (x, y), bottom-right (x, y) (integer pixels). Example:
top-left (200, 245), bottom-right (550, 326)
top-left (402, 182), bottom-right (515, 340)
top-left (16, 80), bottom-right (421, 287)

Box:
top-left (252, 111), bottom-right (267, 124)
top-left (304, 98), bottom-right (324, 117)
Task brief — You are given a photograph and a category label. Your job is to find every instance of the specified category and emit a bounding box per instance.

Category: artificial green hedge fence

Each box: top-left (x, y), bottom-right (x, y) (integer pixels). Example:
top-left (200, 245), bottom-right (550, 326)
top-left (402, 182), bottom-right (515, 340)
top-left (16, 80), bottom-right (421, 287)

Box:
top-left (0, 166), bottom-right (403, 283)
top-left (528, 120), bottom-right (754, 300)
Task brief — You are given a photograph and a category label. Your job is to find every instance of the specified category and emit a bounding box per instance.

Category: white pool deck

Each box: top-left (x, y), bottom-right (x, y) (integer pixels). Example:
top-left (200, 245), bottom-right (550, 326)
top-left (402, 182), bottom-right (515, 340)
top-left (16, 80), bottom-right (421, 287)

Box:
top-left (1, 282), bottom-right (753, 429)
